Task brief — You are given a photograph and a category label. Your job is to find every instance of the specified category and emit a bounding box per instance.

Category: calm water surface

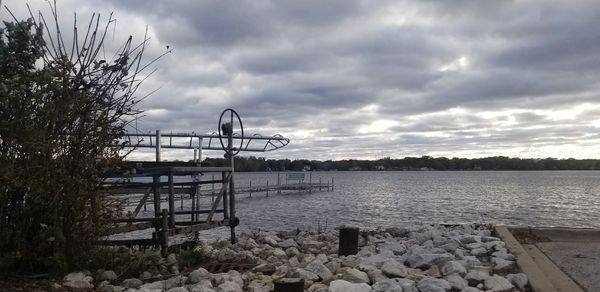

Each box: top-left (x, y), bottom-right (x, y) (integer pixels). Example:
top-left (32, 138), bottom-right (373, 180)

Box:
top-left (231, 171), bottom-right (600, 230)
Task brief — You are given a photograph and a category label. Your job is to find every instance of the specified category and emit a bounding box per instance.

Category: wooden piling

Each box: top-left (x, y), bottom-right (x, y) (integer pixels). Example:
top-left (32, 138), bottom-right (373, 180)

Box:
top-left (160, 209), bottom-right (169, 256)
top-left (338, 227), bottom-right (359, 256)
top-left (168, 172), bottom-right (175, 228)
top-left (277, 173), bottom-right (281, 194)
top-left (273, 278), bottom-right (304, 292)
top-left (266, 180), bottom-right (269, 197)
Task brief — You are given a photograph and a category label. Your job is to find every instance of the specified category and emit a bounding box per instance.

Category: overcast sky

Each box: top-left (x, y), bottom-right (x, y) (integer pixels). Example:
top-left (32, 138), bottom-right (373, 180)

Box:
top-left (4, 0), bottom-right (600, 161)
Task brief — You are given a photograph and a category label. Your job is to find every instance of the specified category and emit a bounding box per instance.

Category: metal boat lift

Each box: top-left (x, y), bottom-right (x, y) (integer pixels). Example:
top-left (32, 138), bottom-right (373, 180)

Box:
top-left (100, 109), bottom-right (289, 251)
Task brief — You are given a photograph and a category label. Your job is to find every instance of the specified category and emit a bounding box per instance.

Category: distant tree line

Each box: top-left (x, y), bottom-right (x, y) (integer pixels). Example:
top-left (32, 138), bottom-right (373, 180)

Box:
top-left (198, 156), bottom-right (600, 171)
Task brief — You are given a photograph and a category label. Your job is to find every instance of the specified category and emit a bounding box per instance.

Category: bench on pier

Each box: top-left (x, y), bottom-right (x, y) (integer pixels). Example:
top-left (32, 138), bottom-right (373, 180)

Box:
top-left (286, 172), bottom-right (306, 184)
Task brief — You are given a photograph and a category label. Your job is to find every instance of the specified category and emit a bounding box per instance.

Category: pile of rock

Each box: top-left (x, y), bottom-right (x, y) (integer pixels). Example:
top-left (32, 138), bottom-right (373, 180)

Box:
top-left (68, 224), bottom-right (530, 292)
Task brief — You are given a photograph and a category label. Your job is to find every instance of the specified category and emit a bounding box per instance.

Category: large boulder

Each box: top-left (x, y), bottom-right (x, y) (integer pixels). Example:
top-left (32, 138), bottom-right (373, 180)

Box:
top-left (305, 260), bottom-right (333, 281)
top-left (341, 268), bottom-right (370, 284)
top-left (441, 261), bottom-right (466, 276)
top-left (406, 253), bottom-right (454, 269)
top-left (417, 277), bottom-right (452, 292)
top-left (63, 272), bottom-right (94, 289)
top-left (484, 275), bottom-right (513, 292)
top-left (328, 280), bottom-right (372, 292)
top-left (381, 260), bottom-right (408, 278)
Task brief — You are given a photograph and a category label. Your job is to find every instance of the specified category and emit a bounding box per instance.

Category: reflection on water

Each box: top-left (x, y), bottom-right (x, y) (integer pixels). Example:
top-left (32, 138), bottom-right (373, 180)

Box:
top-left (232, 170), bottom-right (600, 230)
top-left (119, 170), bottom-right (600, 240)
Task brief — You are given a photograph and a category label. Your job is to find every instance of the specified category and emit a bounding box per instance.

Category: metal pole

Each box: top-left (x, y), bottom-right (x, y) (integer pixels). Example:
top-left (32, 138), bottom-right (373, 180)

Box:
top-left (266, 180), bottom-right (269, 197)
top-left (212, 175), bottom-right (215, 203)
top-left (227, 114), bottom-right (237, 243)
top-left (249, 181), bottom-right (252, 198)
top-left (332, 177), bottom-right (334, 191)
top-left (319, 177), bottom-right (322, 191)
top-left (155, 130), bottom-right (161, 162)
top-left (277, 173), bottom-right (281, 194)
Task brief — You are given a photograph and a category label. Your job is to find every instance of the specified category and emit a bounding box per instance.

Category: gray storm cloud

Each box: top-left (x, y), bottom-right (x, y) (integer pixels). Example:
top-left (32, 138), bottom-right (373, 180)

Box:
top-left (3, 0), bottom-right (600, 160)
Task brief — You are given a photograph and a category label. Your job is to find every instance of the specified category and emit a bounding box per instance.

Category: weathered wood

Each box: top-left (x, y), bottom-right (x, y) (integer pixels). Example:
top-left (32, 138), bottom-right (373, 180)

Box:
top-left (166, 221), bottom-right (226, 236)
top-left (168, 172), bottom-right (175, 228)
top-left (273, 278), bottom-right (304, 292)
top-left (106, 222), bottom-right (156, 234)
top-left (96, 238), bottom-right (156, 246)
top-left (207, 172), bottom-right (231, 222)
top-left (133, 187), bottom-right (152, 217)
top-left (174, 209), bottom-right (224, 215)
top-left (160, 209), bottom-right (169, 256)
top-left (338, 227), bottom-right (359, 256)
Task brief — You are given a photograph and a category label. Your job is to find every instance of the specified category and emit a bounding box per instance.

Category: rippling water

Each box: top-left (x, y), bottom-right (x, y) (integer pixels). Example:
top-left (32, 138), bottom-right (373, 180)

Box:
top-left (116, 170), bottom-right (600, 241)
top-left (232, 170), bottom-right (600, 230)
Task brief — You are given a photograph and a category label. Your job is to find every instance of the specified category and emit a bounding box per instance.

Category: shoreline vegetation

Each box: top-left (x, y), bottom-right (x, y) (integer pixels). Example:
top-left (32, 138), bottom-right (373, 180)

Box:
top-left (198, 156), bottom-right (600, 172)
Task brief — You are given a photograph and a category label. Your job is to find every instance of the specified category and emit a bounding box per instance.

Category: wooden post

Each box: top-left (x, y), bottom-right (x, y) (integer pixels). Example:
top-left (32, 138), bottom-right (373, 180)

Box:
top-left (180, 194), bottom-right (184, 210)
top-left (277, 173), bottom-right (281, 194)
top-left (168, 171), bottom-right (175, 228)
top-left (338, 227), bottom-right (359, 256)
top-left (319, 177), bottom-right (322, 191)
top-left (211, 175), bottom-right (215, 203)
top-left (332, 177), bottom-right (334, 191)
top-left (222, 171), bottom-right (228, 219)
top-left (274, 278), bottom-right (304, 292)
top-left (327, 181), bottom-right (329, 192)
top-left (266, 180), bottom-right (269, 197)
top-left (160, 209), bottom-right (169, 256)
top-left (153, 175), bottom-right (161, 221)
top-left (249, 181), bottom-right (252, 198)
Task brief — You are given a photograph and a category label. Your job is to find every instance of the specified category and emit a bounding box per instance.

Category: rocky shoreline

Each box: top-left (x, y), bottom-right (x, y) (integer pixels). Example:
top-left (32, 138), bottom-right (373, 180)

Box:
top-left (62, 224), bottom-right (529, 292)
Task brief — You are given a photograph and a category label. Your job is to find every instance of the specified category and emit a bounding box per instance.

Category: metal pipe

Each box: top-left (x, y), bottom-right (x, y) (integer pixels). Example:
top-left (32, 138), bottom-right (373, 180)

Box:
top-left (155, 130), bottom-right (161, 162)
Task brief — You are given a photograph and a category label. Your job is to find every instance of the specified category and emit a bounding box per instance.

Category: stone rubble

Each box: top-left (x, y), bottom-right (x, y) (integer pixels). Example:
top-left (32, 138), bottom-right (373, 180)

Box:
top-left (64, 224), bottom-right (531, 291)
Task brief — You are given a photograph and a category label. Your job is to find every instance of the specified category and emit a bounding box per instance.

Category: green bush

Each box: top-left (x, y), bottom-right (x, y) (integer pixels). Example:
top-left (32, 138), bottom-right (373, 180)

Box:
top-left (0, 5), bottom-right (166, 273)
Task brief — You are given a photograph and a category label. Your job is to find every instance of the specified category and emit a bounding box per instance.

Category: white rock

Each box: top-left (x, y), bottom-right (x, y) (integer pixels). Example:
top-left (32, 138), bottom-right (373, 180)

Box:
top-left (461, 288), bottom-right (482, 292)
top-left (445, 274), bottom-right (467, 290)
top-left (491, 258), bottom-right (515, 273)
top-left (406, 253), bottom-right (454, 269)
top-left (372, 279), bottom-right (403, 292)
top-left (491, 251), bottom-right (515, 261)
top-left (99, 270), bottom-right (118, 281)
top-left (441, 261), bottom-right (466, 276)
top-left (465, 270), bottom-right (490, 286)
top-left (122, 278), bottom-right (143, 289)
top-left (305, 260), bottom-right (333, 281)
top-left (190, 283), bottom-right (216, 292)
top-left (166, 287), bottom-right (189, 292)
top-left (187, 268), bottom-right (212, 284)
top-left (417, 277), bottom-right (452, 292)
top-left (342, 268), bottom-right (370, 284)
top-left (381, 259), bottom-right (408, 278)
top-left (396, 278), bottom-right (418, 292)
top-left (63, 272), bottom-right (94, 289)
top-left (470, 247), bottom-right (487, 257)
top-left (279, 238), bottom-right (298, 248)
top-left (216, 281), bottom-right (243, 292)
top-left (483, 275), bottom-right (513, 292)
top-left (328, 279), bottom-right (372, 292)
top-left (294, 268), bottom-right (320, 282)
top-left (367, 269), bottom-right (388, 284)
top-left (507, 273), bottom-right (528, 289)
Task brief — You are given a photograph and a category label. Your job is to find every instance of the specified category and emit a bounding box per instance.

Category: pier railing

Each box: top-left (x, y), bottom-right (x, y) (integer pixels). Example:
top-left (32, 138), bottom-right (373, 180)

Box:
top-left (98, 162), bottom-right (236, 254)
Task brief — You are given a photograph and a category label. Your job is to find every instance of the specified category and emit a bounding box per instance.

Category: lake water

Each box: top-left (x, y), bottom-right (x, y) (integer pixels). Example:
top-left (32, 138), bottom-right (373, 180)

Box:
top-left (232, 170), bottom-right (600, 230)
top-left (117, 170), bottom-right (600, 240)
